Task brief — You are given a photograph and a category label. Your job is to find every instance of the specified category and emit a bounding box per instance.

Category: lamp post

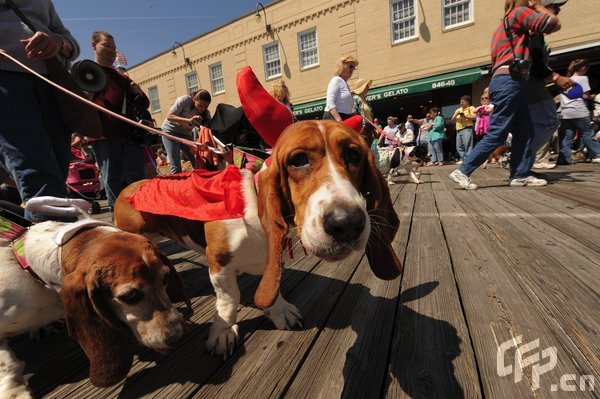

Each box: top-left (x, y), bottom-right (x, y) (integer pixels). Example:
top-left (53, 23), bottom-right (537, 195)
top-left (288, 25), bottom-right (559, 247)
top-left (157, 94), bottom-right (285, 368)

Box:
top-left (255, 2), bottom-right (272, 33)
top-left (171, 41), bottom-right (190, 66)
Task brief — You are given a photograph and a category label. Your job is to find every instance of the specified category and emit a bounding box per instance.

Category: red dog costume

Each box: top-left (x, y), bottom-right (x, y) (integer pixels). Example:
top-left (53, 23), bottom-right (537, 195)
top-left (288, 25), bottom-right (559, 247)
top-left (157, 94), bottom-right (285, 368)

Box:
top-left (127, 67), bottom-right (363, 222)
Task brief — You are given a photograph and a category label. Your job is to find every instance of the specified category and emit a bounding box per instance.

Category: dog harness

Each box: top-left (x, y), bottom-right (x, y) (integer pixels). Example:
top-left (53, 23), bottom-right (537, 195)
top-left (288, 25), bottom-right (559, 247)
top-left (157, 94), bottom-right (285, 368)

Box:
top-left (1, 214), bottom-right (112, 292)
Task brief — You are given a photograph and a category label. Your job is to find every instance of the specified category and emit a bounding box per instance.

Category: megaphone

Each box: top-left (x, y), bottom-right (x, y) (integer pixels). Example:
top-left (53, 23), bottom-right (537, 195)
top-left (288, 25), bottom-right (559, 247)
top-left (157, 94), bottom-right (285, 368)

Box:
top-left (70, 59), bottom-right (107, 93)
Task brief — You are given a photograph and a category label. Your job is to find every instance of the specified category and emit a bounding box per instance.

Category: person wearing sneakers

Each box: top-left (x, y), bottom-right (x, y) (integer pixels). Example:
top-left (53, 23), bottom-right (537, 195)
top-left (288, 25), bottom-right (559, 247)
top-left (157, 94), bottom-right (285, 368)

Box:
top-left (527, 0), bottom-right (573, 172)
top-left (451, 95), bottom-right (477, 163)
top-left (449, 0), bottom-right (561, 190)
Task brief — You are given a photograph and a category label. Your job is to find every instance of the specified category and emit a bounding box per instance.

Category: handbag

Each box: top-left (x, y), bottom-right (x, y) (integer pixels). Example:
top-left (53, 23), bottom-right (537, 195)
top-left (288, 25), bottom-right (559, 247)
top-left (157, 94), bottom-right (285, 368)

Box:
top-left (5, 0), bottom-right (103, 138)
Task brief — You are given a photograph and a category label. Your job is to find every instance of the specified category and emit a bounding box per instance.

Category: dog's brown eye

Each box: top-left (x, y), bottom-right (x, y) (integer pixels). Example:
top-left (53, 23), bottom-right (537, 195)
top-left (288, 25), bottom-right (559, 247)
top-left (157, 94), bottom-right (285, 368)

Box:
top-left (344, 148), bottom-right (361, 164)
top-left (289, 153), bottom-right (309, 168)
top-left (118, 289), bottom-right (143, 305)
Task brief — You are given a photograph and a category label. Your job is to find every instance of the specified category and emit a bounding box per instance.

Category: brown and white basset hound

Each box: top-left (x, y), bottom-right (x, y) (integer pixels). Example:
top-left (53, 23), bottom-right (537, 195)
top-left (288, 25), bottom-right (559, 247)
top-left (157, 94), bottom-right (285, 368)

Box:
top-left (0, 217), bottom-right (190, 398)
top-left (114, 120), bottom-right (402, 358)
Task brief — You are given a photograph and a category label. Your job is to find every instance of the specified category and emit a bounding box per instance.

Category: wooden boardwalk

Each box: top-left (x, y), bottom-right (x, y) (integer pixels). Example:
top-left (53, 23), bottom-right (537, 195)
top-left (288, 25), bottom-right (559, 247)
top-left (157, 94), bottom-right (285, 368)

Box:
top-left (11, 163), bottom-right (600, 398)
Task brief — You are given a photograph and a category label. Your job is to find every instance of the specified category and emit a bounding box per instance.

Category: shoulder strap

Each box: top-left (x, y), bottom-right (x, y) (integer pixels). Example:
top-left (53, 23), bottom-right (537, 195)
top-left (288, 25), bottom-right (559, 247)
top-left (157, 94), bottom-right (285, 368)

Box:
top-left (504, 13), bottom-right (530, 60)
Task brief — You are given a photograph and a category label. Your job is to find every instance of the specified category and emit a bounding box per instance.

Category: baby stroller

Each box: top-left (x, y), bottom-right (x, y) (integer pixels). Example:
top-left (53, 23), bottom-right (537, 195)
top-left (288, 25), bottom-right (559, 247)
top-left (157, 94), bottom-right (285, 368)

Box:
top-left (66, 147), bottom-right (102, 214)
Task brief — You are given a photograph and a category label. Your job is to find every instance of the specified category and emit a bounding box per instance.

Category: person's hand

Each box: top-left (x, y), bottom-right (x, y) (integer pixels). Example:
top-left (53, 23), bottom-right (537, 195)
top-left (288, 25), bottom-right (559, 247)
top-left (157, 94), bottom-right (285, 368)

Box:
top-left (529, 0), bottom-right (542, 8)
top-left (595, 131), bottom-right (600, 141)
top-left (21, 32), bottom-right (62, 60)
top-left (190, 115), bottom-right (202, 127)
top-left (555, 76), bottom-right (574, 91)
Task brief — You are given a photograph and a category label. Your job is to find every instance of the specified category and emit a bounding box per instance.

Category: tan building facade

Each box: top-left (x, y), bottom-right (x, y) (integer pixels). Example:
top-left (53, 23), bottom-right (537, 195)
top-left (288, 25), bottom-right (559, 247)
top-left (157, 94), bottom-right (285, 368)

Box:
top-left (128, 0), bottom-right (600, 125)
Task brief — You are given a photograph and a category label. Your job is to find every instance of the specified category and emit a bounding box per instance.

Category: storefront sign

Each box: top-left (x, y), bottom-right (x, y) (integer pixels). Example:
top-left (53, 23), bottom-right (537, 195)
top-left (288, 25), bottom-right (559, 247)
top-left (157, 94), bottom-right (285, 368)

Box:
top-left (293, 67), bottom-right (483, 116)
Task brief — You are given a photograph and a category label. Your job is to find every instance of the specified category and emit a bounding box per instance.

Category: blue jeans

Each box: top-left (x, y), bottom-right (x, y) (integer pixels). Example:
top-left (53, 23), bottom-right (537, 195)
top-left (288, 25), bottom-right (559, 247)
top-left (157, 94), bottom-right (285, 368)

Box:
top-left (162, 132), bottom-right (195, 174)
top-left (460, 73), bottom-right (534, 179)
top-left (558, 117), bottom-right (600, 164)
top-left (0, 71), bottom-right (72, 221)
top-left (428, 139), bottom-right (444, 163)
top-left (530, 97), bottom-right (559, 154)
top-left (91, 135), bottom-right (145, 211)
top-left (456, 127), bottom-right (474, 160)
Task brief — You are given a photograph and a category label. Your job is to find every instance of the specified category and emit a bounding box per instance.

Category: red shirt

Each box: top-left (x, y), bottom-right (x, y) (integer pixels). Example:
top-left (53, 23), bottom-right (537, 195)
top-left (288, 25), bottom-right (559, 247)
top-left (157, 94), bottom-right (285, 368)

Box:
top-left (490, 7), bottom-right (559, 74)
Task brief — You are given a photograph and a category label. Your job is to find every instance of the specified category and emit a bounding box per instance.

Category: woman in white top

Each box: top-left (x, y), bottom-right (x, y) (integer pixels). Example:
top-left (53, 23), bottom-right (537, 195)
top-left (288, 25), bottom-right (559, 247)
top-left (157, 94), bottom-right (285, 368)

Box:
top-left (323, 55), bottom-right (358, 122)
top-left (558, 58), bottom-right (600, 164)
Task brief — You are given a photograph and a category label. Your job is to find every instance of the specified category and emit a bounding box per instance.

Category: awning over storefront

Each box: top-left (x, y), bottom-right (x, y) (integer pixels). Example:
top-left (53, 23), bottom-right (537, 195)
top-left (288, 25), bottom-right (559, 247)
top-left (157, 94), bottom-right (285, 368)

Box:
top-left (293, 67), bottom-right (483, 116)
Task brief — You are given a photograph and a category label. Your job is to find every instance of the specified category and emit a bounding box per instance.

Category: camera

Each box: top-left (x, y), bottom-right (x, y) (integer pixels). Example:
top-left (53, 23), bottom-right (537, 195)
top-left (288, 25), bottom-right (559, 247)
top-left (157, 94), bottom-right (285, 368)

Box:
top-left (509, 58), bottom-right (532, 76)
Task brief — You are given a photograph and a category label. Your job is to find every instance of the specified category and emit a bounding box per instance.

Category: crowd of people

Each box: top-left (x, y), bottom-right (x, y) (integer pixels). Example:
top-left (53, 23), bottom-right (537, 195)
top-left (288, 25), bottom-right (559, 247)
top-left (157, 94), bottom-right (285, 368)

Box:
top-left (1, 0), bottom-right (599, 223)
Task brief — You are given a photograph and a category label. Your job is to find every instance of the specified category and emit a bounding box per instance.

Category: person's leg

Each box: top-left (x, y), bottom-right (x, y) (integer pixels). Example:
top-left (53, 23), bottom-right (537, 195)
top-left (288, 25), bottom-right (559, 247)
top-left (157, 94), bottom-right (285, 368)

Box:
top-left (0, 73), bottom-right (71, 221)
top-left (428, 141), bottom-right (438, 163)
top-left (509, 91), bottom-right (536, 179)
top-left (530, 98), bottom-right (559, 155)
top-left (558, 120), bottom-right (575, 164)
top-left (91, 139), bottom-right (118, 212)
top-left (459, 74), bottom-right (520, 177)
top-left (162, 135), bottom-right (182, 174)
top-left (463, 128), bottom-right (474, 157)
top-left (433, 139), bottom-right (444, 163)
top-left (121, 138), bottom-right (146, 187)
top-left (456, 130), bottom-right (465, 161)
top-left (574, 116), bottom-right (600, 159)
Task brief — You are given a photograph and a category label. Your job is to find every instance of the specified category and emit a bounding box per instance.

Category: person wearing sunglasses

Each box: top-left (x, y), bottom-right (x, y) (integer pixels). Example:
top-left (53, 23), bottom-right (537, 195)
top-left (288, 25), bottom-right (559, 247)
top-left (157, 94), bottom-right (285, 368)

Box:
top-left (323, 55), bottom-right (358, 122)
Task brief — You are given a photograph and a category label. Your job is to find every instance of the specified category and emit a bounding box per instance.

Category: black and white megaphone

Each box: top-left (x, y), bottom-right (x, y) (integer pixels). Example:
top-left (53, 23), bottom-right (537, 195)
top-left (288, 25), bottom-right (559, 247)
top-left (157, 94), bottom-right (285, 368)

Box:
top-left (70, 59), bottom-right (107, 93)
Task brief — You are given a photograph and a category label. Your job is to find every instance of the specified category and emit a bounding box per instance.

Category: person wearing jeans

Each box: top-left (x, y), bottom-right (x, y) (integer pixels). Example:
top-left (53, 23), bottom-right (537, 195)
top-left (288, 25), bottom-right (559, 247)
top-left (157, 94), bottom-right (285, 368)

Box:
top-left (557, 58), bottom-right (600, 164)
top-left (0, 0), bottom-right (80, 222)
top-left (451, 95), bottom-right (477, 163)
top-left (449, 1), bottom-right (561, 190)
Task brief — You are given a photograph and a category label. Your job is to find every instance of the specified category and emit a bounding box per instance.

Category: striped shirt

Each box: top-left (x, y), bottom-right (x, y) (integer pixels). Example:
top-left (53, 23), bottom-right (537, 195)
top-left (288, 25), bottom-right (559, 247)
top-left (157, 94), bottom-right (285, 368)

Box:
top-left (490, 7), bottom-right (559, 74)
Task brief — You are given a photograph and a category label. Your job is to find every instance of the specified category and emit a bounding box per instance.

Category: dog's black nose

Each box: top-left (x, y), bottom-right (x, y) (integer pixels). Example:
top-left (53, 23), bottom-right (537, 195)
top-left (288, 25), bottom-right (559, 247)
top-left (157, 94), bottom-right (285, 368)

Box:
top-left (323, 208), bottom-right (366, 242)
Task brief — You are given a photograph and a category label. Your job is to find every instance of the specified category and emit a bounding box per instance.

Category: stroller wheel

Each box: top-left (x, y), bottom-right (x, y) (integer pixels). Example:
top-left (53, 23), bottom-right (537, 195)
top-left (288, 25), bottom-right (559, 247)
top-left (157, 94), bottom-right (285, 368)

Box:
top-left (91, 201), bottom-right (101, 214)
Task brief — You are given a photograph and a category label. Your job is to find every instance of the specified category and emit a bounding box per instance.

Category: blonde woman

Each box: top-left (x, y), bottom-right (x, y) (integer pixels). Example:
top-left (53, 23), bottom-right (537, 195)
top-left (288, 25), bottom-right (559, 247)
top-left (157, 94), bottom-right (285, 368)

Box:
top-left (323, 55), bottom-right (358, 122)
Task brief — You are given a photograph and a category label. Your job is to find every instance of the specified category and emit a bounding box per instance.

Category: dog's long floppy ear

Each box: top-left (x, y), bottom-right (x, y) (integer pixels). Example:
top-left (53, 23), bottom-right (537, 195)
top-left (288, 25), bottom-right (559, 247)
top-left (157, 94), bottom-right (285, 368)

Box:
top-left (254, 156), bottom-right (292, 309)
top-left (60, 267), bottom-right (134, 387)
top-left (158, 251), bottom-right (193, 315)
top-left (361, 149), bottom-right (403, 279)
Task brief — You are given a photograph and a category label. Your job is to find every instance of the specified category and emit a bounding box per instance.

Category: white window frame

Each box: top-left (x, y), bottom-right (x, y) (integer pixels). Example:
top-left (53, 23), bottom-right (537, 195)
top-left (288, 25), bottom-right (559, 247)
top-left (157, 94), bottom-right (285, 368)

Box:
top-left (442, 0), bottom-right (473, 30)
top-left (298, 28), bottom-right (319, 70)
top-left (390, 0), bottom-right (418, 44)
top-left (209, 62), bottom-right (225, 95)
top-left (185, 72), bottom-right (199, 95)
top-left (148, 85), bottom-right (160, 113)
top-left (263, 42), bottom-right (282, 80)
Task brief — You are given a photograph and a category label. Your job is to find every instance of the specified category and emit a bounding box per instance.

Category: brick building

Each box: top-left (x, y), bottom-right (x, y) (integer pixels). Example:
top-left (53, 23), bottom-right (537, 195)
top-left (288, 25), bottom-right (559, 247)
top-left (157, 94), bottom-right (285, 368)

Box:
top-left (127, 0), bottom-right (600, 126)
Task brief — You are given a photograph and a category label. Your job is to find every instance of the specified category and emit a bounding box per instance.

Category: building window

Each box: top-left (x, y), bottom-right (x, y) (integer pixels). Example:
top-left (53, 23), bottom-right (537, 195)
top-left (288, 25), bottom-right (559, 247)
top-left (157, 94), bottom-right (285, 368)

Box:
top-left (209, 63), bottom-right (225, 94)
top-left (185, 72), bottom-right (198, 95)
top-left (391, 0), bottom-right (417, 43)
top-left (298, 28), bottom-right (319, 69)
top-left (442, 0), bottom-right (472, 29)
top-left (263, 42), bottom-right (281, 79)
top-left (148, 86), bottom-right (160, 113)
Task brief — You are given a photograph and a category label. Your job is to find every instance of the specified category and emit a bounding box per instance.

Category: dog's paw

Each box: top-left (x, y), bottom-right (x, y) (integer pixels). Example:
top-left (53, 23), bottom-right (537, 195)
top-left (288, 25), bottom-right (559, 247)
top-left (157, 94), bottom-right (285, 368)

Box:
top-left (206, 324), bottom-right (239, 359)
top-left (264, 301), bottom-right (303, 330)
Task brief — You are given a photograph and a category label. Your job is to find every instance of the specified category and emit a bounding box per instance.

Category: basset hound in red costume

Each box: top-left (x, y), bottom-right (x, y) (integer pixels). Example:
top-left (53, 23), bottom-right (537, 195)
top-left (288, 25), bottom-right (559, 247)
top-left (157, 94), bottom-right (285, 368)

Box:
top-left (0, 202), bottom-right (190, 398)
top-left (113, 67), bottom-right (402, 358)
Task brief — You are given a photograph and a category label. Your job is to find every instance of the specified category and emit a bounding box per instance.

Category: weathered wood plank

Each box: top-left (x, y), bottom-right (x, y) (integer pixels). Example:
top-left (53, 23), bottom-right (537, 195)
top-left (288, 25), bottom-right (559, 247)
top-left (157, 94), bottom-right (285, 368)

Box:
top-left (385, 187), bottom-right (482, 398)
top-left (283, 179), bottom-right (416, 398)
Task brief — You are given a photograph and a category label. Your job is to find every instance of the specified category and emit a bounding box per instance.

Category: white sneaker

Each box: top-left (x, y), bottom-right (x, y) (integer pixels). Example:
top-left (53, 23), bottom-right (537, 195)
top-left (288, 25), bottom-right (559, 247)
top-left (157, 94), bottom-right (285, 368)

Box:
top-left (592, 158), bottom-right (600, 164)
top-left (449, 169), bottom-right (478, 190)
top-left (532, 162), bottom-right (556, 169)
top-left (456, 160), bottom-right (463, 165)
top-left (509, 175), bottom-right (548, 187)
